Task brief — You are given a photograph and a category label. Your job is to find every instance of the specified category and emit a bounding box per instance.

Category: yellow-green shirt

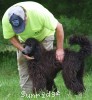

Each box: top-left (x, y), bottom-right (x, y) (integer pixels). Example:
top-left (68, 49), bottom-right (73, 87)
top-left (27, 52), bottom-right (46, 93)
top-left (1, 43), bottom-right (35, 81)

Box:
top-left (2, 1), bottom-right (58, 42)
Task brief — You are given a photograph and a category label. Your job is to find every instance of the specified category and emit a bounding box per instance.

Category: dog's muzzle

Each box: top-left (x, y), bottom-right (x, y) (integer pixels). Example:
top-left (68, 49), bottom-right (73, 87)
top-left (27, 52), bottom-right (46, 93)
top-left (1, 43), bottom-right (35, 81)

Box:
top-left (22, 46), bottom-right (32, 55)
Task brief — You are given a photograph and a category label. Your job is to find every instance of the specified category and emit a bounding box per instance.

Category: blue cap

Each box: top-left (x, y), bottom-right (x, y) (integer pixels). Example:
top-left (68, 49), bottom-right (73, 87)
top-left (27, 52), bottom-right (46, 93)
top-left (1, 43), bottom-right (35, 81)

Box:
top-left (9, 14), bottom-right (25, 33)
top-left (8, 6), bottom-right (25, 33)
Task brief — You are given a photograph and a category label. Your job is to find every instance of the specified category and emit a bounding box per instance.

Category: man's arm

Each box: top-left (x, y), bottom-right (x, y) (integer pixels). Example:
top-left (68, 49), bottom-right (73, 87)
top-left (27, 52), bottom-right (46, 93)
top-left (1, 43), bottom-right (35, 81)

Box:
top-left (10, 36), bottom-right (33, 59)
top-left (10, 36), bottom-right (24, 51)
top-left (55, 22), bottom-right (64, 62)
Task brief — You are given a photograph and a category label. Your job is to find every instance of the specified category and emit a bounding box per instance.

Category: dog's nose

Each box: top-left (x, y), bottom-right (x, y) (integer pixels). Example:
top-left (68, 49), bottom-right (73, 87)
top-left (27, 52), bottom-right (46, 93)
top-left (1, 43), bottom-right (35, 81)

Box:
top-left (22, 50), bottom-right (27, 55)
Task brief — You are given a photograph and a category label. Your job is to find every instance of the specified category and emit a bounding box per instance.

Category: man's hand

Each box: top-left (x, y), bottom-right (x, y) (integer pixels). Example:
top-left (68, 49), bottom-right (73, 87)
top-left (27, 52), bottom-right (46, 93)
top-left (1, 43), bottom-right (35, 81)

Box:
top-left (56, 49), bottom-right (64, 62)
top-left (23, 54), bottom-right (34, 60)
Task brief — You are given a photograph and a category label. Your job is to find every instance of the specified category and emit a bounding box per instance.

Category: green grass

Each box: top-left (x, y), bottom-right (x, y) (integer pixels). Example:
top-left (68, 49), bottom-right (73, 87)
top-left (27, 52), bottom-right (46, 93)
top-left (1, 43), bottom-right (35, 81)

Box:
top-left (0, 51), bottom-right (92, 100)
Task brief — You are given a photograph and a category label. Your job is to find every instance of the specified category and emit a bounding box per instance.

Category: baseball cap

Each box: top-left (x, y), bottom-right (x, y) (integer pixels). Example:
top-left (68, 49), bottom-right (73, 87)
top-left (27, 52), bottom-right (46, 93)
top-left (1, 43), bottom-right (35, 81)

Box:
top-left (8, 6), bottom-right (25, 33)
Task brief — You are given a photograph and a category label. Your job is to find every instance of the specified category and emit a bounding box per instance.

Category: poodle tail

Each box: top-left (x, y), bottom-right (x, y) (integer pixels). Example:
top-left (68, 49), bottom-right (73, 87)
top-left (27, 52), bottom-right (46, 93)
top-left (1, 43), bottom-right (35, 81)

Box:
top-left (69, 35), bottom-right (92, 57)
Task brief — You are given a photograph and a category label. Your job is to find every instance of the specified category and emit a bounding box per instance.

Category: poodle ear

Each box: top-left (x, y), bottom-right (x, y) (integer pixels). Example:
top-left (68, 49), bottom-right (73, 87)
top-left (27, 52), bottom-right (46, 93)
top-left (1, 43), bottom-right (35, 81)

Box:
top-left (34, 45), bottom-right (42, 61)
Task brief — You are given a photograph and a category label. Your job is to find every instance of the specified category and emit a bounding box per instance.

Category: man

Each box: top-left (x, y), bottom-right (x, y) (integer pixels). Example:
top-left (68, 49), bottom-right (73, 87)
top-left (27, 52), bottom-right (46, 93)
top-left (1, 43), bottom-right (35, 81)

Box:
top-left (2, 1), bottom-right (64, 93)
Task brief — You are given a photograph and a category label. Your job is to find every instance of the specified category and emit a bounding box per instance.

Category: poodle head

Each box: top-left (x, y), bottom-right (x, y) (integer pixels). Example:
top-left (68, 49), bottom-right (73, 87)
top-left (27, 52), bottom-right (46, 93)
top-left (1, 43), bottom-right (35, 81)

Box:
top-left (22, 38), bottom-right (44, 60)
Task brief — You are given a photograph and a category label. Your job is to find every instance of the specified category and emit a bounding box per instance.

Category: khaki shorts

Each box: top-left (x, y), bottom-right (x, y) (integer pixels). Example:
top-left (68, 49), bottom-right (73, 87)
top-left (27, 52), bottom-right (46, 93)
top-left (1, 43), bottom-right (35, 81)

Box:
top-left (17, 35), bottom-right (54, 93)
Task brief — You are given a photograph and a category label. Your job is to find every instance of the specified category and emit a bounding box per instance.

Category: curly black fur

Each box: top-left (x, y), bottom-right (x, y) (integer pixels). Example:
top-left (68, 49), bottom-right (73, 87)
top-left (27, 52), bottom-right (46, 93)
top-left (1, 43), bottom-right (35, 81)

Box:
top-left (22, 35), bottom-right (91, 94)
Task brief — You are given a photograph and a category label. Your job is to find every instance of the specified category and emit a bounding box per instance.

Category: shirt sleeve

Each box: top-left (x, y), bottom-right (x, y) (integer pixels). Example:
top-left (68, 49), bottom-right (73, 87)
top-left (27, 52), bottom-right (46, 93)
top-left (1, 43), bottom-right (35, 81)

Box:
top-left (2, 16), bottom-right (15, 39)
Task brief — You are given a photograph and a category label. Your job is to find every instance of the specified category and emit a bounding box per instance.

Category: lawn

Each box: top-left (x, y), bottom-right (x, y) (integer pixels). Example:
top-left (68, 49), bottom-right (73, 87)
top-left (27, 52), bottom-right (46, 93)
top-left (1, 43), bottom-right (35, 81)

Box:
top-left (0, 51), bottom-right (92, 100)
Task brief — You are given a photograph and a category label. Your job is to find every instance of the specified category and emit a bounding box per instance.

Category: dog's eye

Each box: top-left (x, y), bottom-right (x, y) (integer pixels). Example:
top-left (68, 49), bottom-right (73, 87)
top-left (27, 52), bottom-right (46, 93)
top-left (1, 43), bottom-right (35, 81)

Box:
top-left (23, 44), bottom-right (25, 48)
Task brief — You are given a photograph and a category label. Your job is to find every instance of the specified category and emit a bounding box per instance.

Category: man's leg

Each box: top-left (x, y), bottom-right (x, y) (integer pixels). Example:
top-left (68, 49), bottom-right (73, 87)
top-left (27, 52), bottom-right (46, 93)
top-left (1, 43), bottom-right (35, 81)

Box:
top-left (17, 50), bottom-right (33, 93)
top-left (42, 35), bottom-right (54, 50)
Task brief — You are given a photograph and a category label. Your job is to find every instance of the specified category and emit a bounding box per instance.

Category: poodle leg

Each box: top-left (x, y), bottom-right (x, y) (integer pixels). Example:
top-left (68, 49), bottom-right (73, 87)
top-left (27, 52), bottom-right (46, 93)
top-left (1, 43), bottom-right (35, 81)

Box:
top-left (77, 64), bottom-right (85, 91)
top-left (53, 82), bottom-right (57, 92)
top-left (32, 76), bottom-right (47, 94)
top-left (62, 65), bottom-right (85, 94)
top-left (46, 80), bottom-right (57, 92)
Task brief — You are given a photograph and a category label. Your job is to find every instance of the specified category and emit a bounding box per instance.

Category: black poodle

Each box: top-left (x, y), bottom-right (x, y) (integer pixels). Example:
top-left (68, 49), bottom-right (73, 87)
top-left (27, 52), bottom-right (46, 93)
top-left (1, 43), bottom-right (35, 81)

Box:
top-left (22, 35), bottom-right (91, 94)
